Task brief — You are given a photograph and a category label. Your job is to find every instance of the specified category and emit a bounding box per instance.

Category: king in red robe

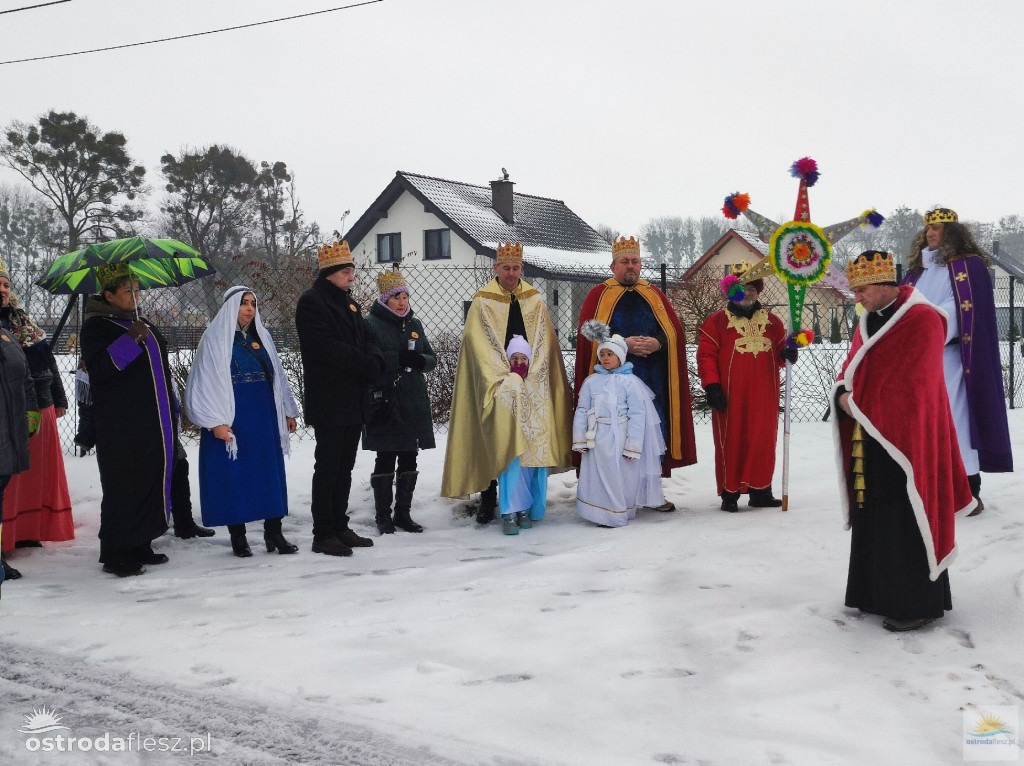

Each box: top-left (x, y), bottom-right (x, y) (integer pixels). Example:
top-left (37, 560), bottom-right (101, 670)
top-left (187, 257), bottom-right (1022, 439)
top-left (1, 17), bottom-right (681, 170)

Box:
top-left (833, 251), bottom-right (975, 631)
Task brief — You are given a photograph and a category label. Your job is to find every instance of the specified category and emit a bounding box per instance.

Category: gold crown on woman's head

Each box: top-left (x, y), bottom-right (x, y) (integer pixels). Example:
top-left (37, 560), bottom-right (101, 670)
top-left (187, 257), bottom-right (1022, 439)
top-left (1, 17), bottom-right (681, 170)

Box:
top-left (847, 250), bottom-right (896, 288)
top-left (377, 267), bottom-right (407, 294)
top-left (317, 240), bottom-right (354, 270)
top-left (612, 236), bottom-right (640, 260)
top-left (924, 206), bottom-right (958, 225)
top-left (0, 255), bottom-right (9, 280)
top-left (496, 242), bottom-right (523, 264)
top-left (97, 262), bottom-right (131, 288)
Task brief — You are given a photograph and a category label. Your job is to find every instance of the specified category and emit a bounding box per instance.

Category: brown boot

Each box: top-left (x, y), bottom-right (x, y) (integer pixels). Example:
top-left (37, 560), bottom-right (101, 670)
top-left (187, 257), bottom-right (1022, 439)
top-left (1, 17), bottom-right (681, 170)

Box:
top-left (338, 528), bottom-right (374, 548)
top-left (311, 537), bottom-right (353, 557)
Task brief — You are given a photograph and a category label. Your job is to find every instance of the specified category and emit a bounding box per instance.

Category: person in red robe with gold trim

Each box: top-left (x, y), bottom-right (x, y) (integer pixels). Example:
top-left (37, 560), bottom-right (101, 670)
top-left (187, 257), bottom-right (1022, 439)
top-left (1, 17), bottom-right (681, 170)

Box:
top-left (697, 266), bottom-right (792, 511)
top-left (832, 251), bottom-right (975, 632)
top-left (574, 236), bottom-right (696, 509)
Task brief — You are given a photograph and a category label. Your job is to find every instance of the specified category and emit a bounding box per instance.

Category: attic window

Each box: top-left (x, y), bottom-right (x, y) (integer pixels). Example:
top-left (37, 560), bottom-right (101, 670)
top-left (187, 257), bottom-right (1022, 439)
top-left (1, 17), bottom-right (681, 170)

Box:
top-left (424, 229), bottom-right (451, 260)
top-left (377, 233), bottom-right (401, 263)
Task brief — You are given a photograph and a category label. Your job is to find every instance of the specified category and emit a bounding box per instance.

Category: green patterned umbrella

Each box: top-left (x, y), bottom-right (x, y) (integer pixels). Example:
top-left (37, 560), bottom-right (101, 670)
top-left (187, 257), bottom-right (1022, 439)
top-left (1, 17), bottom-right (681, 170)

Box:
top-left (37, 236), bottom-right (214, 294)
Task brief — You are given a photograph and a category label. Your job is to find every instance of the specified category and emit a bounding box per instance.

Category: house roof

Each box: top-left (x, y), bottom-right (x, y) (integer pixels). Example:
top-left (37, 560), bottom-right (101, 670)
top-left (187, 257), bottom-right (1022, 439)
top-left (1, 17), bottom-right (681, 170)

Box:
top-left (991, 247), bottom-right (1024, 280)
top-left (342, 171), bottom-right (611, 282)
top-left (686, 227), bottom-right (852, 299)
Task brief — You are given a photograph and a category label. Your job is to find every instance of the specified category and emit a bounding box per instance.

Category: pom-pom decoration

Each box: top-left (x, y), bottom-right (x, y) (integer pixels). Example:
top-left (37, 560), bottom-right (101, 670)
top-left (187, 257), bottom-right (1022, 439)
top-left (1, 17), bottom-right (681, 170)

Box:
top-left (768, 220), bottom-right (832, 286)
top-left (859, 208), bottom-right (885, 228)
top-left (580, 319), bottom-right (611, 343)
top-left (719, 274), bottom-right (746, 301)
top-left (722, 192), bottom-right (751, 220)
top-left (789, 157), bottom-right (820, 187)
top-left (786, 329), bottom-right (814, 349)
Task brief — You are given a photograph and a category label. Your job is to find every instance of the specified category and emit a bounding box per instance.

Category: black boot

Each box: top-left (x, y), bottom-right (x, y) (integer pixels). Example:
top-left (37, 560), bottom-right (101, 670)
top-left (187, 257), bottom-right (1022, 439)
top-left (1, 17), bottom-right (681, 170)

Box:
top-left (394, 471), bottom-right (423, 533)
top-left (263, 517), bottom-right (298, 554)
top-left (228, 524), bottom-right (252, 558)
top-left (1, 554), bottom-right (23, 581)
top-left (748, 488), bottom-right (783, 508)
top-left (476, 480), bottom-right (498, 524)
top-left (720, 491), bottom-right (740, 512)
top-left (371, 472), bottom-right (396, 534)
top-left (967, 473), bottom-right (983, 516)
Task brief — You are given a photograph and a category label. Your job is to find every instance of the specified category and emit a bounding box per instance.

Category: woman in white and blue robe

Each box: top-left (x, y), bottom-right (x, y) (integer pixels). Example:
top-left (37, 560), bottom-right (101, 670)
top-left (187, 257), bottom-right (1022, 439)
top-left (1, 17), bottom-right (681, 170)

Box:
top-left (185, 287), bottom-right (299, 557)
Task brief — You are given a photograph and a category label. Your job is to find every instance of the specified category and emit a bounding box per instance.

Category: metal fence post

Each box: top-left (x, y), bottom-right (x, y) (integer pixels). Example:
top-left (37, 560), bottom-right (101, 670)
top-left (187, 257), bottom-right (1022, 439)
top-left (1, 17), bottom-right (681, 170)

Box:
top-left (660, 262), bottom-right (667, 293)
top-left (1010, 275), bottom-right (1017, 409)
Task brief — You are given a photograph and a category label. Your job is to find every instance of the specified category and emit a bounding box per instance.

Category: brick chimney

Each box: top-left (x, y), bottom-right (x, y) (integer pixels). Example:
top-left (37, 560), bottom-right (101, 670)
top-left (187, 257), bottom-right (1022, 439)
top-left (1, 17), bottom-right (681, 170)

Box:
top-left (490, 169), bottom-right (515, 224)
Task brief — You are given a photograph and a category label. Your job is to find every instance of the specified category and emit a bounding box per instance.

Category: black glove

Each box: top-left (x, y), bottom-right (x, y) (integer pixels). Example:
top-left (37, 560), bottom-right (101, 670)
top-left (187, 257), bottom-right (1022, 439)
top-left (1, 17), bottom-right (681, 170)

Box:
top-left (398, 349), bottom-right (426, 371)
top-left (126, 320), bottom-right (149, 344)
top-left (704, 383), bottom-right (727, 413)
top-left (780, 347), bottom-right (798, 364)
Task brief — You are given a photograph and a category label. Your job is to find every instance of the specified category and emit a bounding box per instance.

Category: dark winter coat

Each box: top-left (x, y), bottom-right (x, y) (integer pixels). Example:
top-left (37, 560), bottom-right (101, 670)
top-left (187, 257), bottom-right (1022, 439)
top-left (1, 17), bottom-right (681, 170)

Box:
top-left (0, 305), bottom-right (68, 411)
top-left (295, 276), bottom-right (384, 428)
top-left (0, 326), bottom-right (37, 476)
top-left (81, 296), bottom-right (176, 557)
top-left (362, 300), bottom-right (437, 453)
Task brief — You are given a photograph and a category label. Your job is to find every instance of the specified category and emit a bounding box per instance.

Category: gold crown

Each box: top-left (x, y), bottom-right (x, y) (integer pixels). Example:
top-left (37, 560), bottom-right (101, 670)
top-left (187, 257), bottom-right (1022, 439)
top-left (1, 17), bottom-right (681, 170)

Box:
top-left (846, 250), bottom-right (896, 289)
top-left (612, 236), bottom-right (641, 260)
top-left (0, 255), bottom-right (9, 278)
top-left (317, 240), bottom-right (354, 271)
top-left (377, 267), bottom-right (407, 295)
top-left (924, 207), bottom-right (958, 225)
top-left (729, 260), bottom-right (752, 276)
top-left (96, 262), bottom-right (132, 288)
top-left (496, 242), bottom-right (523, 264)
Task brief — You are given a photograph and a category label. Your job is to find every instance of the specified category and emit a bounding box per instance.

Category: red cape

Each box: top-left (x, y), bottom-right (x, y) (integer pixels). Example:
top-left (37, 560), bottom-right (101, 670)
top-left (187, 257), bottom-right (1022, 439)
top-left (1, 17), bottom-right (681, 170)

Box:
top-left (831, 285), bottom-right (975, 580)
top-left (575, 279), bottom-right (697, 473)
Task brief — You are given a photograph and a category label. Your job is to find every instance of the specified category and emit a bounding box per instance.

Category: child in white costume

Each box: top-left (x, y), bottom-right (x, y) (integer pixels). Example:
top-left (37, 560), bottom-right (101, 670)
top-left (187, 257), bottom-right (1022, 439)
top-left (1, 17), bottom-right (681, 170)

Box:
top-left (573, 321), bottom-right (666, 527)
top-left (497, 335), bottom-right (548, 535)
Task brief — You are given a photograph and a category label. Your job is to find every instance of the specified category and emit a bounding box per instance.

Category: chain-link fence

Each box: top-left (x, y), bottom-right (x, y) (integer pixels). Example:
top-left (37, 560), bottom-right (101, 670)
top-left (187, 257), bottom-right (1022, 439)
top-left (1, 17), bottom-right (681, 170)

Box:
top-left (20, 260), bottom-right (1023, 453)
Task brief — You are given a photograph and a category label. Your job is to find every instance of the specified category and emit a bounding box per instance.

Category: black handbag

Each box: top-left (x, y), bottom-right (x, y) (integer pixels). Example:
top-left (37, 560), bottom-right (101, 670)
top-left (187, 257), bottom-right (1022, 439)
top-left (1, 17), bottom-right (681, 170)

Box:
top-left (368, 376), bottom-right (401, 426)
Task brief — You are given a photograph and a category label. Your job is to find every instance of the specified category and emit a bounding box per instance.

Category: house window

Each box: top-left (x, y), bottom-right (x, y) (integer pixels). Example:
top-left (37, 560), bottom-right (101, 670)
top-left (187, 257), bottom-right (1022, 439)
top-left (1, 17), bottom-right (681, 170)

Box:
top-left (377, 233), bottom-right (401, 263)
top-left (424, 229), bottom-right (451, 260)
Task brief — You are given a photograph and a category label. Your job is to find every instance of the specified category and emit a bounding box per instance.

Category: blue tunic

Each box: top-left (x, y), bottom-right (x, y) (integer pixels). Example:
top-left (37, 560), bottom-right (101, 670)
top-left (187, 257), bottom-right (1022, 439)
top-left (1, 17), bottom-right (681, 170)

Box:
top-left (199, 330), bottom-right (289, 526)
top-left (611, 291), bottom-right (670, 448)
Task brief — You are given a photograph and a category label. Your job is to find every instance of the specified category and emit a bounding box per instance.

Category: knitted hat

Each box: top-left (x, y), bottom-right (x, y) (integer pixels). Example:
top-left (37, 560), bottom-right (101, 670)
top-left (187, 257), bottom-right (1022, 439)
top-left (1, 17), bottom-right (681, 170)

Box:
top-left (317, 240), bottom-right (354, 272)
top-left (598, 334), bottom-right (628, 367)
top-left (847, 250), bottom-right (896, 288)
top-left (376, 266), bottom-right (409, 302)
top-left (506, 334), bottom-right (532, 363)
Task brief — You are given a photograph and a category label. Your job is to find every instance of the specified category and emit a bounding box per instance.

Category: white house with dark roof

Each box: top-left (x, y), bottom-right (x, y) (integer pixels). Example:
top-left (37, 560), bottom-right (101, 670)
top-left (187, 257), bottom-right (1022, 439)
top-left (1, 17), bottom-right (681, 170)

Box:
top-left (342, 170), bottom-right (614, 347)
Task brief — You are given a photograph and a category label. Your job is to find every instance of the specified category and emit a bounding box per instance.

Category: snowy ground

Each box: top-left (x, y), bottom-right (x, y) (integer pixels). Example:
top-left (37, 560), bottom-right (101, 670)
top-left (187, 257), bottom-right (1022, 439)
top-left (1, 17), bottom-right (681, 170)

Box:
top-left (2, 413), bottom-right (1023, 765)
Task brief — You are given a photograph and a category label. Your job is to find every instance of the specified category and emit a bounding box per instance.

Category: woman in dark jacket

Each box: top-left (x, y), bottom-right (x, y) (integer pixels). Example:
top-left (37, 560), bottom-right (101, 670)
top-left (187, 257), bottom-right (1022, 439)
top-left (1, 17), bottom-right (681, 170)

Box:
top-left (0, 263), bottom-right (73, 577)
top-left (363, 266), bottom-right (437, 534)
top-left (0, 295), bottom-right (38, 587)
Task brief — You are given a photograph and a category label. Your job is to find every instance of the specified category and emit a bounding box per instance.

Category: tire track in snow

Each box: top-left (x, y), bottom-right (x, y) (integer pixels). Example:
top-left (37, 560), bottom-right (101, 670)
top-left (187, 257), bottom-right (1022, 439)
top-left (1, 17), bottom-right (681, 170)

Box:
top-left (0, 639), bottom-right (469, 765)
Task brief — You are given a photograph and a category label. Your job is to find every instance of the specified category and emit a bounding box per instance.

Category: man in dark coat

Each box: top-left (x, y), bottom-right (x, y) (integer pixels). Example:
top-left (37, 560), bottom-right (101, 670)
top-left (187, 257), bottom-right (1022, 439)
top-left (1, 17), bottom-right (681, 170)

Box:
top-left (81, 264), bottom-right (178, 577)
top-left (296, 241), bottom-right (384, 557)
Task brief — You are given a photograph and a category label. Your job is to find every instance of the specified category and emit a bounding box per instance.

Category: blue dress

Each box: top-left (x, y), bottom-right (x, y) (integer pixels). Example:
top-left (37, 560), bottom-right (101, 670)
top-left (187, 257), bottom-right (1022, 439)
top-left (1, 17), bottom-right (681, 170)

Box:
top-left (199, 330), bottom-right (288, 526)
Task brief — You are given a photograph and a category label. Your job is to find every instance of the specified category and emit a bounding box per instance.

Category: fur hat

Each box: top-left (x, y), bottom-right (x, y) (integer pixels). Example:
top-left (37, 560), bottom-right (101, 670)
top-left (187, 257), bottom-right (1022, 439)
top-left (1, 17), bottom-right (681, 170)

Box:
top-left (506, 334), bottom-right (532, 363)
top-left (598, 334), bottom-right (628, 367)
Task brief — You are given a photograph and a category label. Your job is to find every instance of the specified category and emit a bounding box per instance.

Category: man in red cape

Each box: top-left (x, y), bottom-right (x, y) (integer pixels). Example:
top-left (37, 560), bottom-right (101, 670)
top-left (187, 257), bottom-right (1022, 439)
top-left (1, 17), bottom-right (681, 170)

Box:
top-left (698, 266), bottom-right (793, 511)
top-left (832, 251), bottom-right (975, 632)
top-left (575, 236), bottom-right (696, 497)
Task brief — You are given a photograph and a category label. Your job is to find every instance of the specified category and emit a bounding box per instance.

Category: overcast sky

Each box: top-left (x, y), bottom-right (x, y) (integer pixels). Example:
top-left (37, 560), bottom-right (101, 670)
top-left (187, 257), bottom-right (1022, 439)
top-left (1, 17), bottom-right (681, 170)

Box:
top-left (1, 0), bottom-right (1022, 244)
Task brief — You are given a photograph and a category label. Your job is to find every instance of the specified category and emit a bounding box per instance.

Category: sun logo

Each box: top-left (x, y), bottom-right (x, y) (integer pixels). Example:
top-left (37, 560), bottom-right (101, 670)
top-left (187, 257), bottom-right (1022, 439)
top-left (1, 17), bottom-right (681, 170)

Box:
top-left (17, 706), bottom-right (71, 734)
top-left (969, 712), bottom-right (1010, 737)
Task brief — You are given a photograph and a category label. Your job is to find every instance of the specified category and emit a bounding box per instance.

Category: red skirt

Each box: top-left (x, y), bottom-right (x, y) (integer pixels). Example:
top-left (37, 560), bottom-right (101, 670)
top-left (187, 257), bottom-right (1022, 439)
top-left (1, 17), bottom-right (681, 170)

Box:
top-left (2, 405), bottom-right (74, 552)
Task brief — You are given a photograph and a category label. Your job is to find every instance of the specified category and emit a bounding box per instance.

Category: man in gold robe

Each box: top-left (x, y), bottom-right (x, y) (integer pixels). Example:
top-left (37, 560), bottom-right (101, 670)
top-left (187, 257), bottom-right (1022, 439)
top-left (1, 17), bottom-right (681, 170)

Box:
top-left (440, 243), bottom-right (573, 523)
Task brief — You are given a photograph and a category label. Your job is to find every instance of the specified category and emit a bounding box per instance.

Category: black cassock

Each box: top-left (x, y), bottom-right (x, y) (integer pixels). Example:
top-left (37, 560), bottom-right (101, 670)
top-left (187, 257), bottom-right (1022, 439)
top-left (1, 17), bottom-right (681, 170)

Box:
top-left (841, 308), bottom-right (951, 621)
top-left (81, 309), bottom-right (175, 562)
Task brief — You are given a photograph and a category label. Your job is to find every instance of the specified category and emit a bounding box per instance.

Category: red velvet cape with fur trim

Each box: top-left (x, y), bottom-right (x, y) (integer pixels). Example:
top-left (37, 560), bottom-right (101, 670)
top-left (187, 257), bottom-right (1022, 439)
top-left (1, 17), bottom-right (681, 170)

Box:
top-left (831, 286), bottom-right (975, 580)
